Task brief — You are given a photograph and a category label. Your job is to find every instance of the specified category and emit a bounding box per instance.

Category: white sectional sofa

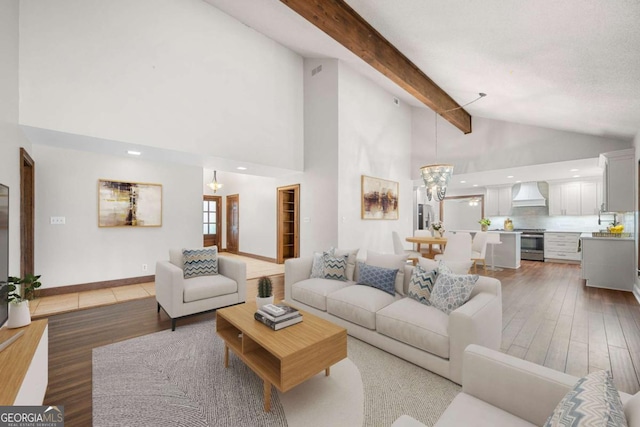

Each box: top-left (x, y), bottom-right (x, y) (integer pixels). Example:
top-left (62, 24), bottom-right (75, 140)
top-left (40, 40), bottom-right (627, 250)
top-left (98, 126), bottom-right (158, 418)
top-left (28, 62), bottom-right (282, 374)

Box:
top-left (284, 256), bottom-right (502, 385)
top-left (393, 344), bottom-right (640, 427)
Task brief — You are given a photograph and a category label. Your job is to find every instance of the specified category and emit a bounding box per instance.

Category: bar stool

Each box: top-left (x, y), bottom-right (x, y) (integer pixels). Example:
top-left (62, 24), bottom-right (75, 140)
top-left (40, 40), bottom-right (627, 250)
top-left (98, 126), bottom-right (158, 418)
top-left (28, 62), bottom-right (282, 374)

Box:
top-left (486, 233), bottom-right (503, 273)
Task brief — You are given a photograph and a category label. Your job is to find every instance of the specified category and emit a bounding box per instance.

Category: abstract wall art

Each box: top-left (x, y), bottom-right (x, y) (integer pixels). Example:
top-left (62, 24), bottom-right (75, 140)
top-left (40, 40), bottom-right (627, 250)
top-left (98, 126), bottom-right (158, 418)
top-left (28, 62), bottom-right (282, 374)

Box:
top-left (361, 175), bottom-right (399, 220)
top-left (98, 180), bottom-right (162, 227)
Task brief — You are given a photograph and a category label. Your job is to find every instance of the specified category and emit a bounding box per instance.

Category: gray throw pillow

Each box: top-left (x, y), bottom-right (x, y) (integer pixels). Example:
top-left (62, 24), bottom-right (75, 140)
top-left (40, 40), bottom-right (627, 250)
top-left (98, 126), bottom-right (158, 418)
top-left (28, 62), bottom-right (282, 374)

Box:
top-left (429, 272), bottom-right (478, 314)
top-left (311, 248), bottom-right (335, 278)
top-left (544, 370), bottom-right (628, 427)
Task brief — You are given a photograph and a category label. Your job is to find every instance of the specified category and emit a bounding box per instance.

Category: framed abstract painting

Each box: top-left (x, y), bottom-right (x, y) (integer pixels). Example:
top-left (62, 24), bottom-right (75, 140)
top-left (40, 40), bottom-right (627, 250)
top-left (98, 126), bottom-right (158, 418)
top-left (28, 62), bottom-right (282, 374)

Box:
top-left (361, 175), bottom-right (399, 220)
top-left (98, 180), bottom-right (162, 227)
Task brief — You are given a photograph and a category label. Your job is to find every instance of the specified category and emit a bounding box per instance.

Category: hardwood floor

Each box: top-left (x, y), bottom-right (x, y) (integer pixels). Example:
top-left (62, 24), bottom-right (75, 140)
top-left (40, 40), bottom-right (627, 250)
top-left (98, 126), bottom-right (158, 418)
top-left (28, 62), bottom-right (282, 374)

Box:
top-left (43, 262), bottom-right (640, 426)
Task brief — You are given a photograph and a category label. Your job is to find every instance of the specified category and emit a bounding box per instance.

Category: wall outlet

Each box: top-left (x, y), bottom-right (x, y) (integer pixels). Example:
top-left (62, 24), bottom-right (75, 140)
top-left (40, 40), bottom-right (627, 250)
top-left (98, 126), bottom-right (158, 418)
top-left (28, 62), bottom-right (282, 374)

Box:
top-left (142, 264), bottom-right (148, 272)
top-left (50, 216), bottom-right (66, 225)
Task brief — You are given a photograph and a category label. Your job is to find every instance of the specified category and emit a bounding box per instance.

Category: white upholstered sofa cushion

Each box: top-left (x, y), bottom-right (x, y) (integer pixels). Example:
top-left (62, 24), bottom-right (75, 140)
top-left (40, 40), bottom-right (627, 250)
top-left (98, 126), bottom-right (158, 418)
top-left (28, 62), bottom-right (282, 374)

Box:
top-left (327, 285), bottom-right (398, 330)
top-left (434, 393), bottom-right (536, 427)
top-left (376, 297), bottom-right (450, 359)
top-left (183, 274), bottom-right (237, 303)
top-left (291, 278), bottom-right (353, 311)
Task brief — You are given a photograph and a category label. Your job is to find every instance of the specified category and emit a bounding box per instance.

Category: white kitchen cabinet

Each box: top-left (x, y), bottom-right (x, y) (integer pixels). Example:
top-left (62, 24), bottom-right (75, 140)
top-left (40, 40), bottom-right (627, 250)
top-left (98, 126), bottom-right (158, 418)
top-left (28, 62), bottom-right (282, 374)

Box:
top-left (485, 185), bottom-right (512, 216)
top-left (544, 232), bottom-right (581, 262)
top-left (600, 149), bottom-right (634, 213)
top-left (548, 179), bottom-right (602, 216)
top-left (581, 235), bottom-right (635, 291)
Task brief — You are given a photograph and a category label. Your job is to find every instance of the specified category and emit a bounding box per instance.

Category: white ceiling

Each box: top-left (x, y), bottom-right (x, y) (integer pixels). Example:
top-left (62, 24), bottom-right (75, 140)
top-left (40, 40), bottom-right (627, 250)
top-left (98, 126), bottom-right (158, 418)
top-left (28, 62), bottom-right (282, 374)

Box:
top-left (204, 0), bottom-right (640, 140)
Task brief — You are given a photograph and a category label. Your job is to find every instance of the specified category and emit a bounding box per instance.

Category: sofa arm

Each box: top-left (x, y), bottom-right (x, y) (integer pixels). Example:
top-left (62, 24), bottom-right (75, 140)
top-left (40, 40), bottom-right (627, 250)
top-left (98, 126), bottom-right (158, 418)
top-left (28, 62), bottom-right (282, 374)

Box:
top-left (155, 261), bottom-right (186, 317)
top-left (448, 289), bottom-right (502, 384)
top-left (218, 256), bottom-right (247, 303)
top-left (285, 257), bottom-right (313, 302)
top-left (462, 344), bottom-right (578, 426)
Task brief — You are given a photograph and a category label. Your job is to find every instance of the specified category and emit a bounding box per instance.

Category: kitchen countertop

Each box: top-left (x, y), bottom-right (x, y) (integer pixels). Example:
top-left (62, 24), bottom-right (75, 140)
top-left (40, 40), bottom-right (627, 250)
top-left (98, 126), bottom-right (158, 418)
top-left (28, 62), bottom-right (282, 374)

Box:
top-left (454, 229), bottom-right (522, 234)
top-left (580, 232), bottom-right (634, 241)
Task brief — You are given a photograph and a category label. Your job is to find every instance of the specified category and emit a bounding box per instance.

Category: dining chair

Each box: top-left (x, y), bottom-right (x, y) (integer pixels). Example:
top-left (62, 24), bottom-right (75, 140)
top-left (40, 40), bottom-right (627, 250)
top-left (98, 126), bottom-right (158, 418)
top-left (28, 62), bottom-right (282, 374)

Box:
top-left (434, 232), bottom-right (473, 274)
top-left (471, 232), bottom-right (489, 273)
top-left (413, 229), bottom-right (438, 256)
top-left (392, 231), bottom-right (421, 264)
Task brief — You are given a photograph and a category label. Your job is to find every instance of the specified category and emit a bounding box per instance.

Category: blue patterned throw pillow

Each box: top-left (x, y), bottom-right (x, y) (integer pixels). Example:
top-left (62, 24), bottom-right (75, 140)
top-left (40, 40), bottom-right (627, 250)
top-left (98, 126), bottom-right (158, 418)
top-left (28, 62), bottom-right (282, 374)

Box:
top-left (429, 272), bottom-right (478, 314)
top-left (322, 253), bottom-right (348, 281)
top-left (544, 370), bottom-right (627, 427)
top-left (182, 248), bottom-right (218, 279)
top-left (407, 265), bottom-right (437, 305)
top-left (356, 262), bottom-right (398, 296)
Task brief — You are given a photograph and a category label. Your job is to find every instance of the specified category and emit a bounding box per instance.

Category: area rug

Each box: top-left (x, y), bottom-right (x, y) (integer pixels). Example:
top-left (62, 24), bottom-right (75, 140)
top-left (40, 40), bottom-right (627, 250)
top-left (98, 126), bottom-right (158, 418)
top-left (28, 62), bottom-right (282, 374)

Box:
top-left (93, 319), bottom-right (460, 426)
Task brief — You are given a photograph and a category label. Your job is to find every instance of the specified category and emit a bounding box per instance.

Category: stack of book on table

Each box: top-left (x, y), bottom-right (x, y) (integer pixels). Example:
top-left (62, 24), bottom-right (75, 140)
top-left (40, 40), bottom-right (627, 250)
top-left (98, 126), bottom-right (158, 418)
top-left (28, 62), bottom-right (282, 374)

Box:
top-left (255, 303), bottom-right (302, 330)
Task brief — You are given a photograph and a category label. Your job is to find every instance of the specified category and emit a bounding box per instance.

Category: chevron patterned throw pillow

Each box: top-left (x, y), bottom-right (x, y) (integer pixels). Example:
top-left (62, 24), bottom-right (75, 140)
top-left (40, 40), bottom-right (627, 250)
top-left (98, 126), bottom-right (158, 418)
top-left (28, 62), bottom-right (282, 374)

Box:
top-left (322, 253), bottom-right (348, 281)
top-left (182, 248), bottom-right (218, 279)
top-left (407, 264), bottom-right (437, 305)
top-left (544, 370), bottom-right (627, 427)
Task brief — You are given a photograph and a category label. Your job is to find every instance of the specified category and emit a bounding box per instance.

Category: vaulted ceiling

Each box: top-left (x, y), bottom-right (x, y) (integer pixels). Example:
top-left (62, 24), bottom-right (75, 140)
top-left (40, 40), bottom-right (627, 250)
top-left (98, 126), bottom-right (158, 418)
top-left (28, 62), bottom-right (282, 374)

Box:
top-left (205, 0), bottom-right (640, 140)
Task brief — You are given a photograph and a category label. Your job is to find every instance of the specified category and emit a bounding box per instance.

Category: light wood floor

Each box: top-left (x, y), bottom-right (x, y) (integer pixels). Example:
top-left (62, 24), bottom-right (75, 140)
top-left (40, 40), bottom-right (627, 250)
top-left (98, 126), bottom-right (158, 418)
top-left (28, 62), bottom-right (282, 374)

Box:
top-left (42, 258), bottom-right (640, 426)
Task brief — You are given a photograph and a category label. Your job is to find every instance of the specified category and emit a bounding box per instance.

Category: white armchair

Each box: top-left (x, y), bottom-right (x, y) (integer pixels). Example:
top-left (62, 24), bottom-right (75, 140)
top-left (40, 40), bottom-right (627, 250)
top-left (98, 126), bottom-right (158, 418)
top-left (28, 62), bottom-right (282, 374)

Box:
top-left (155, 248), bottom-right (247, 330)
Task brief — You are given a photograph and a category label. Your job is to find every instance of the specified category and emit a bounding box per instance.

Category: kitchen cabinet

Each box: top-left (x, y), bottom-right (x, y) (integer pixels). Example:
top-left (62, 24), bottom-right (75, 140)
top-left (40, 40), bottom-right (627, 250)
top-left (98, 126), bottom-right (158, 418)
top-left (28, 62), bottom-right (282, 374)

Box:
top-left (544, 232), bottom-right (581, 263)
top-left (485, 185), bottom-right (512, 216)
top-left (548, 179), bottom-right (602, 216)
top-left (599, 149), bottom-right (634, 212)
top-left (581, 235), bottom-right (635, 291)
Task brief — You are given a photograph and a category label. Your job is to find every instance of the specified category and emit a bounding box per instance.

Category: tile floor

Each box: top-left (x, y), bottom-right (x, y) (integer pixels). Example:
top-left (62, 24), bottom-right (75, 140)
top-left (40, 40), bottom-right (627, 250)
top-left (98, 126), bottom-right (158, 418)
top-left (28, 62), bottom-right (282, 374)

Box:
top-left (30, 283), bottom-right (156, 319)
top-left (29, 254), bottom-right (285, 319)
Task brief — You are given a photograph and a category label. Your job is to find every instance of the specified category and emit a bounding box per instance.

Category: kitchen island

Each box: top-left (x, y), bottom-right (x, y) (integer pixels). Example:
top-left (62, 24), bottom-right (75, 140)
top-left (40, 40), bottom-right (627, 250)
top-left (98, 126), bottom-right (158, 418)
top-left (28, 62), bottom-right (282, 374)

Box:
top-left (580, 233), bottom-right (635, 291)
top-left (451, 230), bottom-right (521, 269)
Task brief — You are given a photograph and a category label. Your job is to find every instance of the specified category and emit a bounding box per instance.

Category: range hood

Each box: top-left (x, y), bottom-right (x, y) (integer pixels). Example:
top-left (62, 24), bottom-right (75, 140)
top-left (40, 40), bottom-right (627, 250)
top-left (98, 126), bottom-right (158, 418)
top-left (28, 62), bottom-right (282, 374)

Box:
top-left (512, 182), bottom-right (546, 207)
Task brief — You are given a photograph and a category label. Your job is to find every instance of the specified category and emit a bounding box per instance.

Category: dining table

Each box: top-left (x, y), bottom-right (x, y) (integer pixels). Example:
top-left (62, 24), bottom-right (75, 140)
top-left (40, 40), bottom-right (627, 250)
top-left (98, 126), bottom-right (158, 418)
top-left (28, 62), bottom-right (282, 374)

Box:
top-left (406, 235), bottom-right (447, 259)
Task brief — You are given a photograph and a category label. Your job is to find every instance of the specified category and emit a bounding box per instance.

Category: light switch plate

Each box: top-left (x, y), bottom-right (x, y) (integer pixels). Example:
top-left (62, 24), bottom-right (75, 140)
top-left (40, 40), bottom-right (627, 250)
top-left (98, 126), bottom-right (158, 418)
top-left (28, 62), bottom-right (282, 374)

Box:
top-left (50, 216), bottom-right (66, 225)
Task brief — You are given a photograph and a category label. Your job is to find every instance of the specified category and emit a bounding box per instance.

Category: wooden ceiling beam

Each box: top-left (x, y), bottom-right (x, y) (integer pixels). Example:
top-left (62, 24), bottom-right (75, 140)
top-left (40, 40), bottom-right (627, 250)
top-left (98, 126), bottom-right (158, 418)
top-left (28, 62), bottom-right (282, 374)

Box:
top-left (280, 0), bottom-right (472, 134)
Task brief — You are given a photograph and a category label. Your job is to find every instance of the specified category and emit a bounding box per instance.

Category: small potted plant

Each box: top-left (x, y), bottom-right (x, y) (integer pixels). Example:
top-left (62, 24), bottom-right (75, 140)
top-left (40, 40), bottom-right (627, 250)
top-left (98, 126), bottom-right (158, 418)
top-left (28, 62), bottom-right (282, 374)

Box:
top-left (6, 274), bottom-right (42, 329)
top-left (479, 218), bottom-right (491, 231)
top-left (430, 221), bottom-right (445, 238)
top-left (256, 276), bottom-right (274, 309)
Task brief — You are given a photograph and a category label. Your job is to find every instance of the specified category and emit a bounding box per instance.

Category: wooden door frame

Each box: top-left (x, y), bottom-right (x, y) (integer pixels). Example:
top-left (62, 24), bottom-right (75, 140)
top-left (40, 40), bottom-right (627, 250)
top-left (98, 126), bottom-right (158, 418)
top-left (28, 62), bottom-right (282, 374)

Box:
top-left (226, 194), bottom-right (239, 254)
top-left (20, 148), bottom-right (35, 278)
top-left (277, 184), bottom-right (300, 264)
top-left (203, 195), bottom-right (222, 250)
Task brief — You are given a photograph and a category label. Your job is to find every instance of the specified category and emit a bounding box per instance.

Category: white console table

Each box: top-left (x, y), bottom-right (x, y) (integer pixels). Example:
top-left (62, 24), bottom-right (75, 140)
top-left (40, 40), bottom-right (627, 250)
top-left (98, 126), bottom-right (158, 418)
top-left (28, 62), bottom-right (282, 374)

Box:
top-left (0, 319), bottom-right (48, 405)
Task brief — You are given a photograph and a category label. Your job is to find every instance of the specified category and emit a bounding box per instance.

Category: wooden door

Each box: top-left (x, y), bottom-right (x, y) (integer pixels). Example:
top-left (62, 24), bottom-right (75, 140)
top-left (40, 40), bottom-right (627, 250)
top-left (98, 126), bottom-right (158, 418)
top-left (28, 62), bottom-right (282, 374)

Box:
top-left (20, 148), bottom-right (35, 278)
top-left (226, 194), bottom-right (239, 253)
top-left (277, 184), bottom-right (300, 264)
top-left (203, 195), bottom-right (222, 249)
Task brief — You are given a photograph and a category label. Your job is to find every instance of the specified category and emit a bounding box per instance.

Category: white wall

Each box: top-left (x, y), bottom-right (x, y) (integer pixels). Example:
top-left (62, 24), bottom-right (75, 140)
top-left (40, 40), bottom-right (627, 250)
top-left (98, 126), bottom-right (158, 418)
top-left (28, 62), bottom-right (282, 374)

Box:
top-left (203, 169), bottom-right (279, 259)
top-left (19, 0), bottom-right (304, 171)
top-left (412, 110), bottom-right (633, 178)
top-left (33, 145), bottom-right (202, 288)
top-left (0, 0), bottom-right (31, 276)
top-left (337, 63), bottom-right (414, 254)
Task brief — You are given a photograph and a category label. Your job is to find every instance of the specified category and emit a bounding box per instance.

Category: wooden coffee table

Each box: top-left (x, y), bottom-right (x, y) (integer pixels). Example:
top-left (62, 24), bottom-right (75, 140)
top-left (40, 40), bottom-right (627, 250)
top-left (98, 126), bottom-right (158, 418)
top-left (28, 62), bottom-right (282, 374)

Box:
top-left (216, 302), bottom-right (347, 412)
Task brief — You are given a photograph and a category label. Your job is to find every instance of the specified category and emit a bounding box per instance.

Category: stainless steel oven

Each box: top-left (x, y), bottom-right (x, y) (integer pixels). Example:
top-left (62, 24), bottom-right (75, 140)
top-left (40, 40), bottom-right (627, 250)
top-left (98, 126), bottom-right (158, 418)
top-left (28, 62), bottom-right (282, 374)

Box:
top-left (516, 229), bottom-right (545, 261)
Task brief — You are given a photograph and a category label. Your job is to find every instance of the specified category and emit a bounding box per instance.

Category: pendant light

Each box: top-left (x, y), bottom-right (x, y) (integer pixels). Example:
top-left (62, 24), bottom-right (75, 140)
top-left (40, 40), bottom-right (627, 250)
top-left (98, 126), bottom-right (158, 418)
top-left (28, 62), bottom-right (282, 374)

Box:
top-left (207, 170), bottom-right (223, 193)
top-left (420, 93), bottom-right (486, 202)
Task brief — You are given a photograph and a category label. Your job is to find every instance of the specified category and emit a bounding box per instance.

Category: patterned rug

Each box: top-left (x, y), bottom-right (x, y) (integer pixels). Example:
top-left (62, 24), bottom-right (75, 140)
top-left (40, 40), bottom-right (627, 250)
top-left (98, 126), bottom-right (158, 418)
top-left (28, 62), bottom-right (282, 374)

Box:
top-left (93, 319), bottom-right (460, 426)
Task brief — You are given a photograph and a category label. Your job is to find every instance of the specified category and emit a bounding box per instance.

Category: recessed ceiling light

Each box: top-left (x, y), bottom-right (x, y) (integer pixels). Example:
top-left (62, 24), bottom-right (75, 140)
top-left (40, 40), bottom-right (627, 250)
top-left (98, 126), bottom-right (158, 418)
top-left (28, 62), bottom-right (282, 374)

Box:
top-left (507, 175), bottom-right (514, 178)
top-left (472, 184), bottom-right (478, 187)
top-left (516, 180), bottom-right (522, 183)
top-left (573, 175), bottom-right (580, 178)
top-left (237, 166), bottom-right (247, 170)
top-left (570, 169), bottom-right (579, 172)
top-left (460, 180), bottom-right (467, 184)
top-left (127, 150), bottom-right (141, 156)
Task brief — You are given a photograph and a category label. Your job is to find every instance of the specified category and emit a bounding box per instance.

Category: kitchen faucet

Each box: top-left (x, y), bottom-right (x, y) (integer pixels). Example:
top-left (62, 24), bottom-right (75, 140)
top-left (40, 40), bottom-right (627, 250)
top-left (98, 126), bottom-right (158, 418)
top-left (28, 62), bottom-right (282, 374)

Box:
top-left (597, 205), bottom-right (617, 226)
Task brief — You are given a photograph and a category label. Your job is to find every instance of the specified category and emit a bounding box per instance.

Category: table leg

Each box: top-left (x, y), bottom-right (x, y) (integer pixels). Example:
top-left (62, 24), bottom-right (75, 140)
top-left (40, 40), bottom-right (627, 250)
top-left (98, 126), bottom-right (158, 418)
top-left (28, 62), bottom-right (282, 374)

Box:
top-left (325, 367), bottom-right (330, 376)
top-left (224, 344), bottom-right (229, 368)
top-left (264, 381), bottom-right (272, 412)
